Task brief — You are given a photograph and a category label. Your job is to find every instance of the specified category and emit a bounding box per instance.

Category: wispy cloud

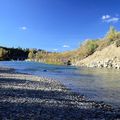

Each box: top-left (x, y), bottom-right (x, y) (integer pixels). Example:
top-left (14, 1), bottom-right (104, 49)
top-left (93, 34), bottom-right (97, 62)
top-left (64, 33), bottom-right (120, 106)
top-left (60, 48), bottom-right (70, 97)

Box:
top-left (19, 26), bottom-right (27, 30)
top-left (62, 45), bottom-right (70, 48)
top-left (53, 49), bottom-right (58, 51)
top-left (106, 17), bottom-right (119, 23)
top-left (102, 15), bottom-right (119, 23)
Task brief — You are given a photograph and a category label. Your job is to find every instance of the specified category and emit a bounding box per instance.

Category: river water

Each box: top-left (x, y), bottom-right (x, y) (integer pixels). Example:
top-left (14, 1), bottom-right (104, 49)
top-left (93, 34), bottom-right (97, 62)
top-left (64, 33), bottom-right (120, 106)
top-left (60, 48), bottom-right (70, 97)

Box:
top-left (0, 61), bottom-right (120, 108)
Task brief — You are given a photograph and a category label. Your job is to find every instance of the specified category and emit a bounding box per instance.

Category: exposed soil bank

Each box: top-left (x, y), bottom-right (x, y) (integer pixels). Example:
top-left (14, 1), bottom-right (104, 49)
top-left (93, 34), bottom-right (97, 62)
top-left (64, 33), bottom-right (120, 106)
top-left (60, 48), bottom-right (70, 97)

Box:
top-left (74, 44), bottom-right (120, 69)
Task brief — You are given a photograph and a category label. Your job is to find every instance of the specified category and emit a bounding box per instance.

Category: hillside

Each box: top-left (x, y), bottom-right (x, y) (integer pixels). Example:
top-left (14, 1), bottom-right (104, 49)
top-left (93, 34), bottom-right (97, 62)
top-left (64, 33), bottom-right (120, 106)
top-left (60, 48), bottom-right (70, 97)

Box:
top-left (72, 26), bottom-right (120, 69)
top-left (74, 44), bottom-right (120, 69)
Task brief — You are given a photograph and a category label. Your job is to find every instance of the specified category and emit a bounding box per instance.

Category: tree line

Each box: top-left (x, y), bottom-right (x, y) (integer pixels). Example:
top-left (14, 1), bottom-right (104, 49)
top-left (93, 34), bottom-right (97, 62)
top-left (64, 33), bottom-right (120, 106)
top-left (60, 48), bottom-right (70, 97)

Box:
top-left (0, 47), bottom-right (29, 61)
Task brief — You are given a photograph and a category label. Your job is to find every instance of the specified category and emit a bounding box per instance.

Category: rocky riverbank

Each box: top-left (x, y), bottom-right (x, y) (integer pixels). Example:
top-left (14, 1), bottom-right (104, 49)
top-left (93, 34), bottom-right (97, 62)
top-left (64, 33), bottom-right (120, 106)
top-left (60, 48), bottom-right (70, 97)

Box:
top-left (0, 67), bottom-right (120, 119)
top-left (79, 57), bottom-right (120, 69)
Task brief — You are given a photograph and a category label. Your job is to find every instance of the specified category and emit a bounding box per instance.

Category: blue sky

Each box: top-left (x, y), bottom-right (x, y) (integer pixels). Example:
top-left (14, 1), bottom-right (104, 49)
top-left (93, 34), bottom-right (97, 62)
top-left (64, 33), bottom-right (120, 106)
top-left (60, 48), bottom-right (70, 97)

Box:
top-left (0, 0), bottom-right (120, 52)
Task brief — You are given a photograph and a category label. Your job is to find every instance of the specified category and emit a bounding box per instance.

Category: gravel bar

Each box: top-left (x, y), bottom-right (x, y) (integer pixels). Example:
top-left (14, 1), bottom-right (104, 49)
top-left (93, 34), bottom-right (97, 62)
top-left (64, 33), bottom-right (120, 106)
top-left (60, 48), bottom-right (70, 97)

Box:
top-left (0, 68), bottom-right (120, 120)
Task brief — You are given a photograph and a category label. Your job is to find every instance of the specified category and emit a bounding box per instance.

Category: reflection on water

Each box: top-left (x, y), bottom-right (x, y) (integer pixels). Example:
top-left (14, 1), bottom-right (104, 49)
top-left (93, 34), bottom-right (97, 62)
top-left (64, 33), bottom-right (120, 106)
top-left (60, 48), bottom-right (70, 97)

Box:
top-left (0, 61), bottom-right (120, 108)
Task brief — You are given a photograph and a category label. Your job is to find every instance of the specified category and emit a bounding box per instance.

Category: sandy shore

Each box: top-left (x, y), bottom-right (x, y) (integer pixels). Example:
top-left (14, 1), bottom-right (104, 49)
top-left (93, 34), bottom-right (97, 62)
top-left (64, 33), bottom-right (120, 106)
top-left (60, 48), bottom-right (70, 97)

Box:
top-left (0, 67), bottom-right (120, 120)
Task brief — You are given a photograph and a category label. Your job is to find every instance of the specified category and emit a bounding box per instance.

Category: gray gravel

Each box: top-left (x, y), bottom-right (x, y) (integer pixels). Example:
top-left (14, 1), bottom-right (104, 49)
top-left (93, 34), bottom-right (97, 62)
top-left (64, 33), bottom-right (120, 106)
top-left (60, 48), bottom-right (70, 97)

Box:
top-left (0, 68), bottom-right (120, 120)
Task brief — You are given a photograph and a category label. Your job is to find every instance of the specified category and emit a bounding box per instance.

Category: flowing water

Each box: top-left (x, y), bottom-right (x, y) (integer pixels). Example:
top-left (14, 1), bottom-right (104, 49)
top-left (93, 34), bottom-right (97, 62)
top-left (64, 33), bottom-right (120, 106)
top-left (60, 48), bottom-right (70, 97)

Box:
top-left (0, 61), bottom-right (120, 108)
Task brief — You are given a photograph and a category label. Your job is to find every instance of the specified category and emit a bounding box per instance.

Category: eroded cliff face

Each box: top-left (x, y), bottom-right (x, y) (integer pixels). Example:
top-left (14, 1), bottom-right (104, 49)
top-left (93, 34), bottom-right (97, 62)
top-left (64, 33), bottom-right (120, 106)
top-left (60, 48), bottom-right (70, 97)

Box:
top-left (74, 44), bottom-right (120, 69)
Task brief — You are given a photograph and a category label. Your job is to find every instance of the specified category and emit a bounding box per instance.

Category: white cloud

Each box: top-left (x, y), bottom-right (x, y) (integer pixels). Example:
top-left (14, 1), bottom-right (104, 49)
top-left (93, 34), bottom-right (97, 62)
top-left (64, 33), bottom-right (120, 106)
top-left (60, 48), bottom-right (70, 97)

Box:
top-left (53, 49), bottom-right (58, 51)
top-left (62, 45), bottom-right (70, 48)
top-left (20, 26), bottom-right (27, 30)
top-left (102, 15), bottom-right (119, 23)
top-left (102, 15), bottom-right (110, 20)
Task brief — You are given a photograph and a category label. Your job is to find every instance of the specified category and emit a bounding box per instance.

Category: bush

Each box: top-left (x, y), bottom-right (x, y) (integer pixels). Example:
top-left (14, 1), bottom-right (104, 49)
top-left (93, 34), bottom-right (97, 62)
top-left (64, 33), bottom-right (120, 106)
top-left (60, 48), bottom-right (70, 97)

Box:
top-left (106, 26), bottom-right (118, 41)
top-left (0, 48), bottom-right (8, 60)
top-left (86, 40), bottom-right (98, 55)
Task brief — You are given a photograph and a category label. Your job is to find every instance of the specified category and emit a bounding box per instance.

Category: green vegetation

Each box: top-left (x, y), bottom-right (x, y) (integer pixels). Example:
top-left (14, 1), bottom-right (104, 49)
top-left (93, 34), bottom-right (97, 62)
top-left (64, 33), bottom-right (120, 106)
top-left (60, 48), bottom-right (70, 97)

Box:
top-left (0, 26), bottom-right (120, 65)
top-left (0, 46), bottom-right (29, 61)
top-left (106, 26), bottom-right (118, 41)
top-left (28, 49), bottom-right (37, 59)
top-left (0, 48), bottom-right (8, 60)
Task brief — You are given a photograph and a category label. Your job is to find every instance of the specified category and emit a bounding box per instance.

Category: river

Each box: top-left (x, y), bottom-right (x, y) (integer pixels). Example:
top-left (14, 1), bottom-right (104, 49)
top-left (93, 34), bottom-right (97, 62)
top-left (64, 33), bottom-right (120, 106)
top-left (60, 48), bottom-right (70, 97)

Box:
top-left (0, 61), bottom-right (120, 108)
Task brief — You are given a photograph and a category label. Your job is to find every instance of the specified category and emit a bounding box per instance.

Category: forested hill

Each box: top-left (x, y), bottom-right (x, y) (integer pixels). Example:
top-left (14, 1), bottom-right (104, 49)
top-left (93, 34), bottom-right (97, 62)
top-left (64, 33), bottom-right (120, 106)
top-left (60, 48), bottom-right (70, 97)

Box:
top-left (0, 46), bottom-right (50, 62)
top-left (0, 46), bottom-right (29, 61)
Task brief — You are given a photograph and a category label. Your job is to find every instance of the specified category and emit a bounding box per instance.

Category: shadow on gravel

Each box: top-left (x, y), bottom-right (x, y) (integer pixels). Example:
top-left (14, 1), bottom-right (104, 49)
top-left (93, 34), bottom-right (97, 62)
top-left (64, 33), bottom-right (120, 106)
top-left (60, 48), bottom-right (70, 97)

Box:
top-left (0, 77), bottom-right (120, 120)
top-left (0, 68), bottom-right (15, 73)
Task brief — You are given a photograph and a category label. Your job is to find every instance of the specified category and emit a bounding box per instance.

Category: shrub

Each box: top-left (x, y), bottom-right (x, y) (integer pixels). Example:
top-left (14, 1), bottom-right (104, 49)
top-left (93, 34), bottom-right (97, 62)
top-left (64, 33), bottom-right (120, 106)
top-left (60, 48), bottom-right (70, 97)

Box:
top-left (86, 40), bottom-right (98, 55)
top-left (0, 48), bottom-right (8, 60)
top-left (106, 26), bottom-right (118, 41)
